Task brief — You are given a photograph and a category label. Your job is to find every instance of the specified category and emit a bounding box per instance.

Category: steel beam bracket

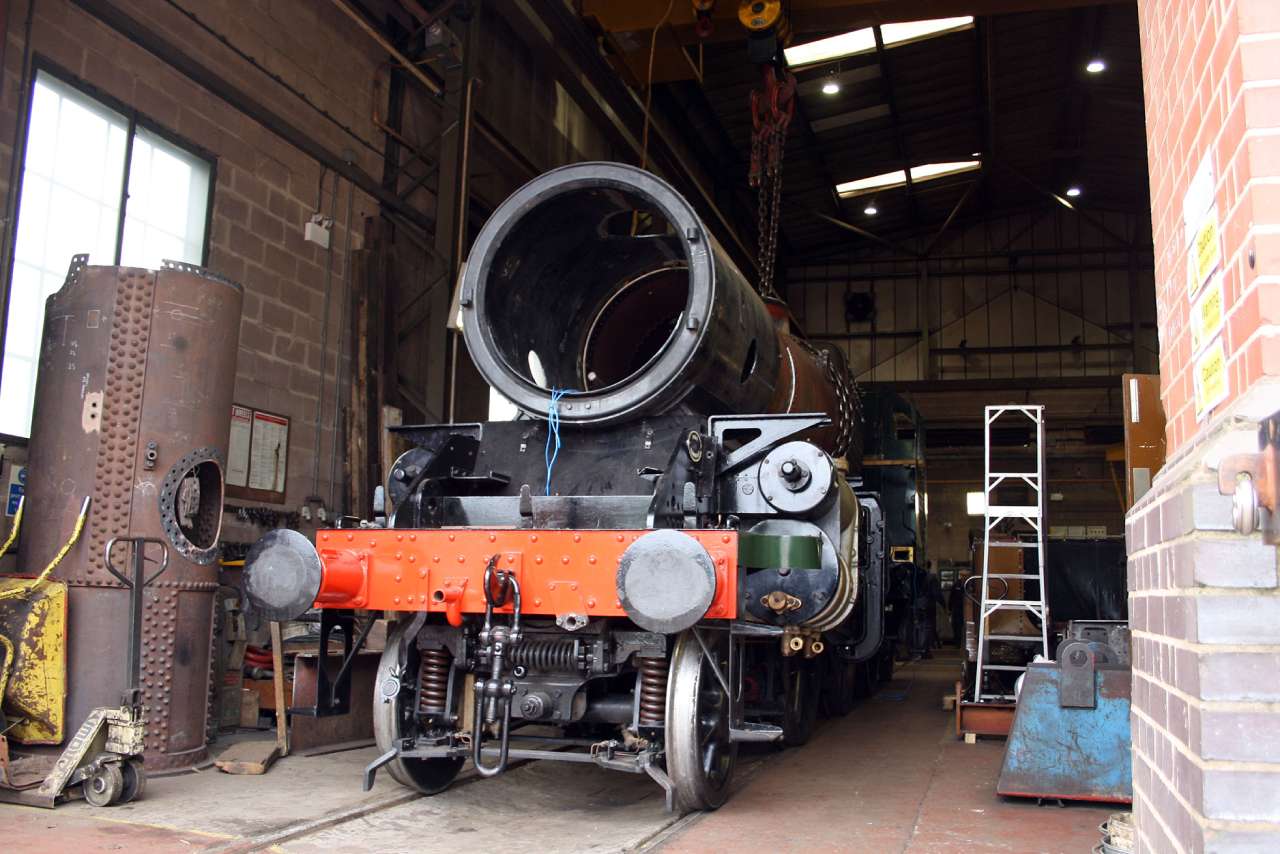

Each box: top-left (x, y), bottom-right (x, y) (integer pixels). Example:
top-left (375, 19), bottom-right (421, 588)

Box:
top-left (1057, 640), bottom-right (1097, 709)
top-left (1218, 410), bottom-right (1280, 544)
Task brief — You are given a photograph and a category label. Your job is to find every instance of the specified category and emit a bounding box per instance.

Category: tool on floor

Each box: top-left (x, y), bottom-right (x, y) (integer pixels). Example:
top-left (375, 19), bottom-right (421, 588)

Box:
top-left (214, 621), bottom-right (288, 775)
top-left (997, 622), bottom-right (1132, 803)
top-left (1, 502), bottom-right (166, 807)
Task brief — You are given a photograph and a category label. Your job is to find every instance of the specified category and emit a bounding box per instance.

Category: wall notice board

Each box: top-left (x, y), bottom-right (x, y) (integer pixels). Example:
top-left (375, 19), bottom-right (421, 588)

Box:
top-left (226, 404), bottom-right (290, 503)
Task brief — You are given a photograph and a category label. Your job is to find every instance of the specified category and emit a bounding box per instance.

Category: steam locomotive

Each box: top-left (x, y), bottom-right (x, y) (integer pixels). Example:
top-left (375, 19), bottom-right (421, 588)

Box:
top-left (243, 162), bottom-right (897, 812)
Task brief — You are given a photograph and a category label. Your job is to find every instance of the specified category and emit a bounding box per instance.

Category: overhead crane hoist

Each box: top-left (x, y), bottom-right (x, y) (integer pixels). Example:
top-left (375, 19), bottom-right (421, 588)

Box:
top-left (737, 1), bottom-right (797, 299)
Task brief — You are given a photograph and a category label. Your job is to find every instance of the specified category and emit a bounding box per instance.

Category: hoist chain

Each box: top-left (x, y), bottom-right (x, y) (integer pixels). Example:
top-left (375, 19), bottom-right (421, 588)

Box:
top-left (748, 66), bottom-right (795, 300)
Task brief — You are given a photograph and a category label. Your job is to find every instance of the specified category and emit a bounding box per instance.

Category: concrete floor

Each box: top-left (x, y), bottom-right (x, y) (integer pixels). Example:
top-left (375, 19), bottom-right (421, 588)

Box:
top-left (1, 652), bottom-right (1113, 853)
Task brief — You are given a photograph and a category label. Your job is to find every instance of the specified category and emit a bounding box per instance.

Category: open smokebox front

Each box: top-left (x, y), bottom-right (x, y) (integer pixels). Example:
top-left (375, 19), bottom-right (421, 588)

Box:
top-left (483, 185), bottom-right (691, 397)
top-left (463, 164), bottom-right (780, 427)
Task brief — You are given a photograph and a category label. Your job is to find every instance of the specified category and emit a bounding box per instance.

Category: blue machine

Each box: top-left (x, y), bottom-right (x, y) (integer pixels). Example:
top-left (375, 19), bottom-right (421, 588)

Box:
top-left (997, 627), bottom-right (1132, 803)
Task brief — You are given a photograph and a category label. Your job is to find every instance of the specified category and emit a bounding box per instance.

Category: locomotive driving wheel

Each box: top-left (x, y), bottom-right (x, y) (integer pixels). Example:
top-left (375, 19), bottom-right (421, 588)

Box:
top-left (373, 623), bottom-right (464, 795)
top-left (665, 629), bottom-right (737, 812)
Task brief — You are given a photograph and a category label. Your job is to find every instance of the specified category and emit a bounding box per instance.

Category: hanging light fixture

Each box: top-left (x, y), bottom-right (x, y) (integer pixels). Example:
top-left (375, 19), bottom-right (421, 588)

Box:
top-left (822, 70), bottom-right (841, 95)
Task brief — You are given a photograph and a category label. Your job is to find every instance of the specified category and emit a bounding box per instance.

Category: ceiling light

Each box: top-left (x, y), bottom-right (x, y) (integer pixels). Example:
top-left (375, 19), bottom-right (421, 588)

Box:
top-left (784, 16), bottom-right (974, 68)
top-left (822, 78), bottom-right (841, 95)
top-left (864, 204), bottom-right (878, 215)
top-left (836, 159), bottom-right (981, 197)
top-left (1086, 58), bottom-right (1106, 73)
top-left (971, 151), bottom-right (982, 157)
top-left (1066, 186), bottom-right (1082, 197)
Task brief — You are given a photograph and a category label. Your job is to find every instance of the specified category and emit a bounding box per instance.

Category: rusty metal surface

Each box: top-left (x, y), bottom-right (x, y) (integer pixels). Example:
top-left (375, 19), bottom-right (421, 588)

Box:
top-left (956, 698), bottom-right (1015, 737)
top-left (0, 578), bottom-right (67, 743)
top-left (997, 663), bottom-right (1132, 803)
top-left (19, 261), bottom-right (242, 770)
top-left (1121, 373), bottom-right (1165, 509)
top-left (289, 651), bottom-right (379, 752)
top-left (768, 334), bottom-right (862, 461)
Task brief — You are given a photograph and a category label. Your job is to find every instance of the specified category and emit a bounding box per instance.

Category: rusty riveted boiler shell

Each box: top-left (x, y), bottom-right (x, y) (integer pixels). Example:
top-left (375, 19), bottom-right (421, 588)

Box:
top-left (21, 258), bottom-right (243, 771)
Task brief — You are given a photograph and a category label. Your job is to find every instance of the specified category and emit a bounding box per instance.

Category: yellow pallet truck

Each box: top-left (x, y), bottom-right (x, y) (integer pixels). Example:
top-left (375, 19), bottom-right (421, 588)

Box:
top-left (0, 498), bottom-right (165, 807)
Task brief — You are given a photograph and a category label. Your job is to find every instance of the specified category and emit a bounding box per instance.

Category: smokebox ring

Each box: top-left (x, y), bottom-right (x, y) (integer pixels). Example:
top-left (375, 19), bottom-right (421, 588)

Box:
top-left (460, 162), bottom-right (715, 425)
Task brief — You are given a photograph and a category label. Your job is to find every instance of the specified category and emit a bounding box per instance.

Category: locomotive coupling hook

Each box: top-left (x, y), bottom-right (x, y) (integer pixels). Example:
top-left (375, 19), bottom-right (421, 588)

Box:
top-left (473, 555), bottom-right (522, 777)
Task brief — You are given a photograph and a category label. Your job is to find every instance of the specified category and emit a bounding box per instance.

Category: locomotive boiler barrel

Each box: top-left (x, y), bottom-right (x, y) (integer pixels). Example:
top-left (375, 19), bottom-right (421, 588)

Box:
top-left (459, 162), bottom-right (856, 456)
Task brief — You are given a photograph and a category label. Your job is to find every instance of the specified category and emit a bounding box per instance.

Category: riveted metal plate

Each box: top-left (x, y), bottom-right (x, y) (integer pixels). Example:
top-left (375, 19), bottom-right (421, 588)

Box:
top-left (21, 263), bottom-right (243, 771)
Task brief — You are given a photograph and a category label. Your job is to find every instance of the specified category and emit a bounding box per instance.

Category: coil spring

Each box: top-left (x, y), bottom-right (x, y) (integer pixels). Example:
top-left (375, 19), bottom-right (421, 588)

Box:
top-left (637, 656), bottom-right (669, 726)
top-left (417, 648), bottom-right (452, 715)
top-left (510, 639), bottom-right (580, 671)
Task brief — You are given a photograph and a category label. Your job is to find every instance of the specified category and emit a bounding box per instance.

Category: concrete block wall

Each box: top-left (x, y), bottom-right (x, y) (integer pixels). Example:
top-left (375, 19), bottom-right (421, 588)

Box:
top-left (0, 0), bottom-right (388, 517)
top-left (1134, 0), bottom-right (1280, 849)
top-left (1126, 419), bottom-right (1280, 852)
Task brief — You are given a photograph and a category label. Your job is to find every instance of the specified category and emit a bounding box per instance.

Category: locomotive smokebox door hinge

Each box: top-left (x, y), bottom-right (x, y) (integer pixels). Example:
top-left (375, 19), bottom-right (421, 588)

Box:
top-left (1218, 410), bottom-right (1280, 544)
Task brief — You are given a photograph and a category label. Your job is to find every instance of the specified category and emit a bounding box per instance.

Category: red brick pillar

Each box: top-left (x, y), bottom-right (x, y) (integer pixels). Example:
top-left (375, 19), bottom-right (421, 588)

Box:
top-left (1131, 0), bottom-right (1280, 849)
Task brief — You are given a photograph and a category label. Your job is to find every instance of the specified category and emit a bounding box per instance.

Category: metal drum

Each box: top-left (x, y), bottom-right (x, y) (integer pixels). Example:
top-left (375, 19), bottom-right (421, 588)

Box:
top-left (22, 258), bottom-right (242, 771)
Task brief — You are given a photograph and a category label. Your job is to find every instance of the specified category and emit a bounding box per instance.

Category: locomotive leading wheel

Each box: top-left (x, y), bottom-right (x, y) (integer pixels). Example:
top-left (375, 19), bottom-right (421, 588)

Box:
top-left (373, 623), bottom-right (464, 795)
top-left (665, 630), bottom-right (737, 812)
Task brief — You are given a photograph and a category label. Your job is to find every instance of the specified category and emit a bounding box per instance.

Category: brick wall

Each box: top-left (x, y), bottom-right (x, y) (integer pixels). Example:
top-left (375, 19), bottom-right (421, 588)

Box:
top-left (0, 1), bottom-right (387, 531)
top-left (1138, 0), bottom-right (1280, 455)
top-left (1133, 0), bottom-right (1280, 850)
top-left (1126, 420), bottom-right (1280, 852)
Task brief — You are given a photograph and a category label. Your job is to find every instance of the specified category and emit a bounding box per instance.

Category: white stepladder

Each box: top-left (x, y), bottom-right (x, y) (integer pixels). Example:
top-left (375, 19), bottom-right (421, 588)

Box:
top-left (972, 405), bottom-right (1050, 702)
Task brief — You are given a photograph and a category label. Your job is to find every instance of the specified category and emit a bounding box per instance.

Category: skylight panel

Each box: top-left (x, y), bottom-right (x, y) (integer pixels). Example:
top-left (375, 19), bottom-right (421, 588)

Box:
top-left (836, 160), bottom-right (981, 197)
top-left (836, 168), bottom-right (907, 196)
top-left (784, 16), bottom-right (975, 68)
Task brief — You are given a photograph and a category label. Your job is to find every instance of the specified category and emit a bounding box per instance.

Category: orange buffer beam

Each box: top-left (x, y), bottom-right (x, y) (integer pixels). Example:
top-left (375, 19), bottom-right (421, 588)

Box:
top-left (314, 529), bottom-right (739, 623)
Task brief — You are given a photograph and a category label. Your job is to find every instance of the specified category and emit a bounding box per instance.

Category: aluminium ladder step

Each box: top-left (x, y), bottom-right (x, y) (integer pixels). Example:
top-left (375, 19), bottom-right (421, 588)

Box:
top-left (982, 664), bottom-right (1030, 671)
top-left (986, 505), bottom-right (1041, 517)
top-left (985, 634), bottom-right (1045, 642)
top-left (987, 541), bottom-right (1038, 548)
top-left (986, 573), bottom-right (1043, 579)
top-left (983, 600), bottom-right (1047, 608)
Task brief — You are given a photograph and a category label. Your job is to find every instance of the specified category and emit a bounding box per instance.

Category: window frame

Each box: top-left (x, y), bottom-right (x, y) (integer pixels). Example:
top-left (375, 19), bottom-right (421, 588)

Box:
top-left (0, 57), bottom-right (219, 443)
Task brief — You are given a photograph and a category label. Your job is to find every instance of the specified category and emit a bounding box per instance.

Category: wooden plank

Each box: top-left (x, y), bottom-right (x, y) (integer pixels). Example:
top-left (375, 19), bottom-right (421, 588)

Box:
top-left (243, 677), bottom-right (293, 710)
top-left (348, 247), bottom-right (370, 518)
top-left (271, 621), bottom-right (289, 758)
top-left (380, 405), bottom-right (404, 513)
top-left (214, 740), bottom-right (281, 775)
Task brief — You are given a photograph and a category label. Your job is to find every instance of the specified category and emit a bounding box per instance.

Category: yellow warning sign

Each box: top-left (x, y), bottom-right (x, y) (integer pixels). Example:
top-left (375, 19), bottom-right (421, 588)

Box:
top-left (1188, 205), bottom-right (1221, 298)
top-left (1190, 272), bottom-right (1224, 357)
top-left (1194, 336), bottom-right (1228, 420)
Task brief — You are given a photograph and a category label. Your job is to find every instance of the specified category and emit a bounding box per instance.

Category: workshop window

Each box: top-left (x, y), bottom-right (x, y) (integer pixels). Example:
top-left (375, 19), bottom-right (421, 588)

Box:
top-left (0, 68), bottom-right (213, 438)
